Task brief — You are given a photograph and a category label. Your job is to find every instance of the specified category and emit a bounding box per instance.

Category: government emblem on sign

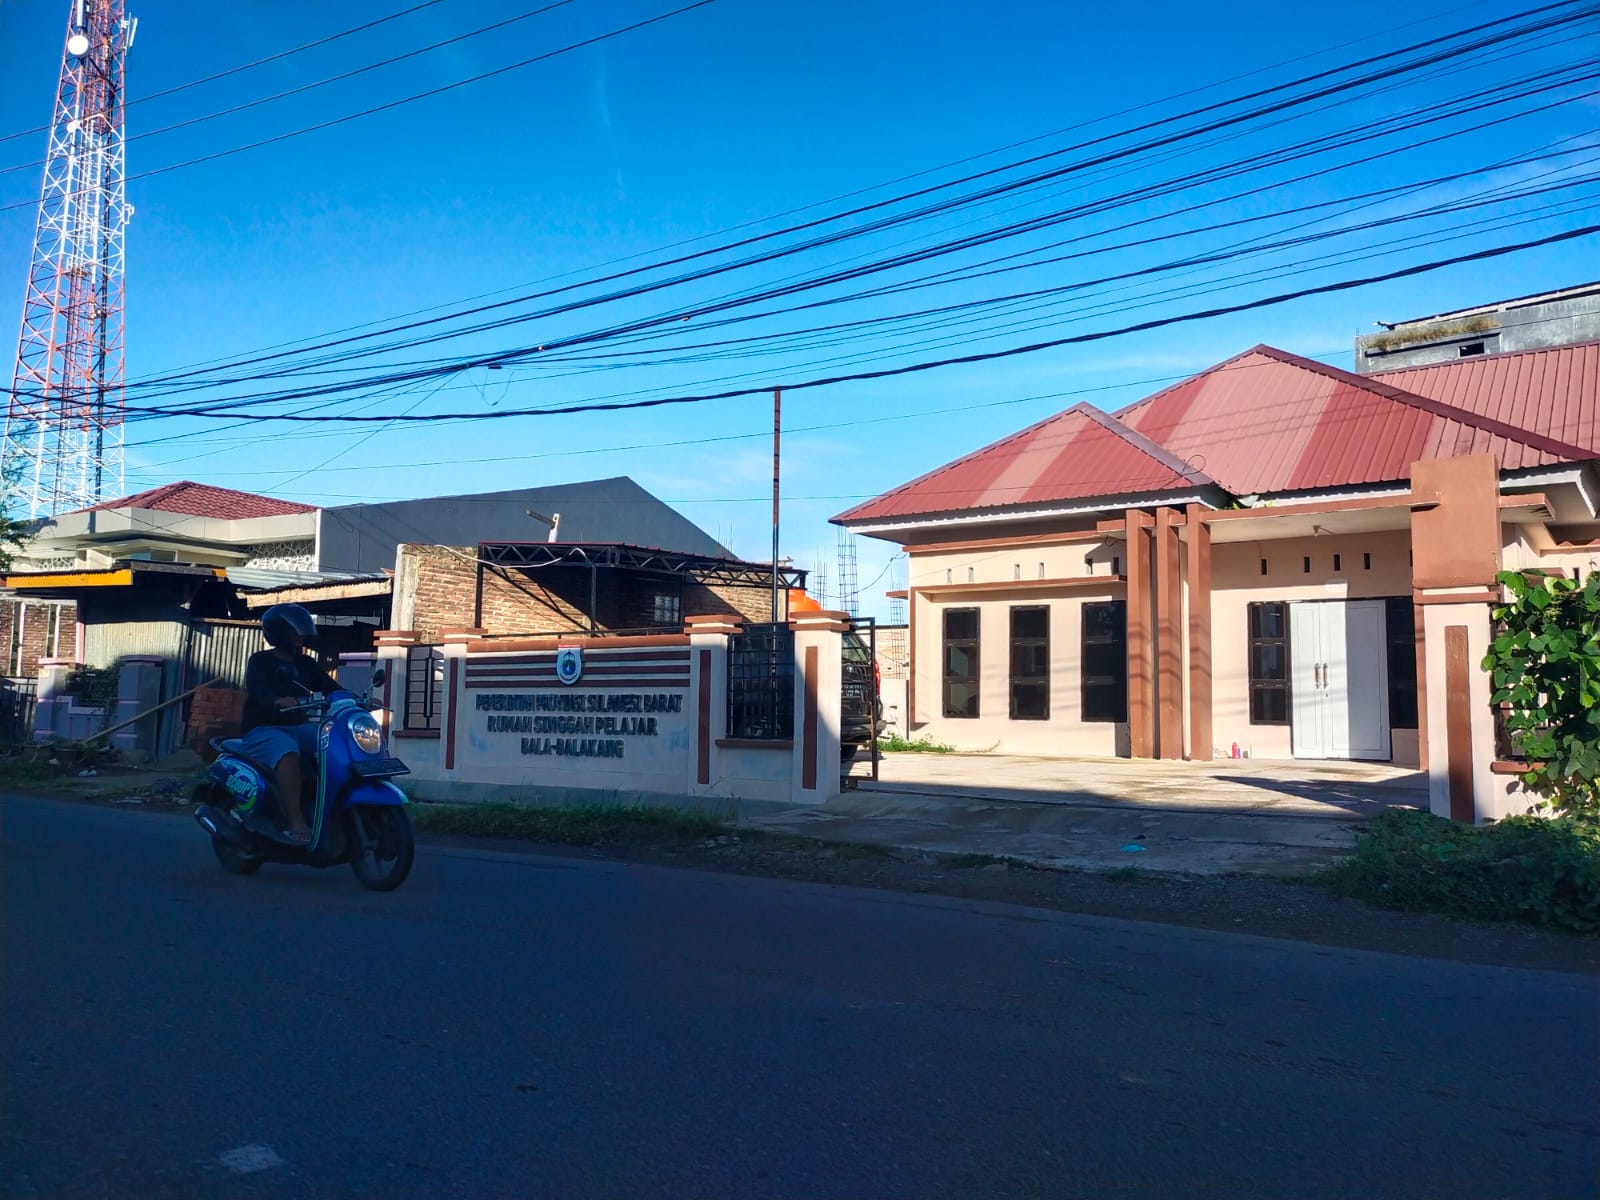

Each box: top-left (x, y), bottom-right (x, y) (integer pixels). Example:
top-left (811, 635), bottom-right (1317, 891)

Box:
top-left (555, 646), bottom-right (583, 686)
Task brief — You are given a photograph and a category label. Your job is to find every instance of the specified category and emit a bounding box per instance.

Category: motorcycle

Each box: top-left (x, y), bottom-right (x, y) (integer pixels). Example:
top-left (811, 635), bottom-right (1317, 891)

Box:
top-left (192, 667), bottom-right (415, 891)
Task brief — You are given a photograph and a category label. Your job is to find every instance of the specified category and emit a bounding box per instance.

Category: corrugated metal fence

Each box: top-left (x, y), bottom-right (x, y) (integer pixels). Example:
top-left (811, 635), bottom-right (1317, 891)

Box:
top-left (82, 618), bottom-right (265, 759)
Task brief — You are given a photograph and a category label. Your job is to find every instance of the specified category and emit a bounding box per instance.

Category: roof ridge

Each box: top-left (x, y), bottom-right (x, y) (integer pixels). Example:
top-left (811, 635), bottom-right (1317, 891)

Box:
top-left (1254, 344), bottom-right (1598, 463)
top-left (1075, 403), bottom-right (1218, 488)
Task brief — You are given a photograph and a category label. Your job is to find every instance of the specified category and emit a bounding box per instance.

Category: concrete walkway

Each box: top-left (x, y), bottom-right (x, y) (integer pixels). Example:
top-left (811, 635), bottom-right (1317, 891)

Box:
top-left (742, 753), bottom-right (1428, 876)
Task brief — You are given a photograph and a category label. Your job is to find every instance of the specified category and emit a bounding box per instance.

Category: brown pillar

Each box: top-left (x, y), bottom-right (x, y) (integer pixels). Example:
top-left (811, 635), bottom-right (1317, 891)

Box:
top-left (1125, 509), bottom-right (1155, 758)
top-left (1155, 507), bottom-right (1183, 759)
top-left (1185, 504), bottom-right (1213, 761)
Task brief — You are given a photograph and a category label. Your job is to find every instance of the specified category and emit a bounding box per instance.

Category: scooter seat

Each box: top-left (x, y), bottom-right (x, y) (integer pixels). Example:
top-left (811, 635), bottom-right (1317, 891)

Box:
top-left (213, 737), bottom-right (249, 756)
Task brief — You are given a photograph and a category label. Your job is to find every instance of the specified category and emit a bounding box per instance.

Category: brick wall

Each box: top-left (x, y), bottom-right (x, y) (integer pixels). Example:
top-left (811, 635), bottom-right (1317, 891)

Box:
top-left (0, 599), bottom-right (78, 677)
top-left (187, 685), bottom-right (246, 757)
top-left (396, 544), bottom-right (789, 640)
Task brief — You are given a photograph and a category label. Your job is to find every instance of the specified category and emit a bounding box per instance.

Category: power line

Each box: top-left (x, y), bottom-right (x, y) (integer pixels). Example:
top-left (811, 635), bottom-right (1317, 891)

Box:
top-left (93, 0), bottom-right (1595, 393)
top-left (0, 0), bottom-right (718, 215)
top-left (115, 226), bottom-right (1600, 425)
top-left (0, 0), bottom-right (457, 148)
top-left (0, 1), bottom-right (583, 179)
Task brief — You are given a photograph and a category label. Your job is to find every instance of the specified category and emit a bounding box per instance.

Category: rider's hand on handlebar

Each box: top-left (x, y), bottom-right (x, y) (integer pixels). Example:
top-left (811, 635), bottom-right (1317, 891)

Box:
top-left (276, 696), bottom-right (298, 710)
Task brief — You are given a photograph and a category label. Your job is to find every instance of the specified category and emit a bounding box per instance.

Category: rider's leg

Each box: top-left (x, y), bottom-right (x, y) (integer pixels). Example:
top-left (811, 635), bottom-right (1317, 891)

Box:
top-left (276, 752), bottom-right (308, 837)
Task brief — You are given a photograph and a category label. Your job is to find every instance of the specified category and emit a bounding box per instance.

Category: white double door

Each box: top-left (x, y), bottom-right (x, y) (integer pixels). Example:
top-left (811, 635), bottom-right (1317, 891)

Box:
top-left (1290, 600), bottom-right (1390, 761)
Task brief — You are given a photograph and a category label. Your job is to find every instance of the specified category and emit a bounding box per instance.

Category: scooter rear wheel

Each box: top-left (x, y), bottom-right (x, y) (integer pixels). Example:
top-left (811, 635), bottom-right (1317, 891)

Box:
top-left (211, 836), bottom-right (264, 875)
top-left (348, 807), bottom-right (414, 892)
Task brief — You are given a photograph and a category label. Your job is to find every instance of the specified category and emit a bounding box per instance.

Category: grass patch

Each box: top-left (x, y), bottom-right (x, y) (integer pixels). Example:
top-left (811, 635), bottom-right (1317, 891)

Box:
top-left (876, 733), bottom-right (956, 753)
top-left (1320, 809), bottom-right (1600, 933)
top-left (411, 801), bottom-right (728, 846)
top-left (938, 851), bottom-right (1031, 871)
top-left (1105, 865), bottom-right (1143, 882)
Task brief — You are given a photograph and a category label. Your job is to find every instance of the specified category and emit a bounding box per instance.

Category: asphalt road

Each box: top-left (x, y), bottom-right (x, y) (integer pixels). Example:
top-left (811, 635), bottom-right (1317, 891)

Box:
top-left (3, 793), bottom-right (1596, 1200)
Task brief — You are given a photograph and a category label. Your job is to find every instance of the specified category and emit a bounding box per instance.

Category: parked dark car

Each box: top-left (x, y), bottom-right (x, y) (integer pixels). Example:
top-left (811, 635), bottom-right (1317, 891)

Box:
top-left (841, 630), bottom-right (884, 762)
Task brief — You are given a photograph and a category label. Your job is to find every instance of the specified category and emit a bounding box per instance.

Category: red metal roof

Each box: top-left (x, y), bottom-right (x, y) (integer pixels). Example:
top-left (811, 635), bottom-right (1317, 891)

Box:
top-left (80, 481), bottom-right (315, 520)
top-left (834, 403), bottom-right (1214, 523)
top-left (837, 343), bottom-right (1599, 526)
top-left (1373, 339), bottom-right (1600, 455)
top-left (1115, 346), bottom-right (1592, 496)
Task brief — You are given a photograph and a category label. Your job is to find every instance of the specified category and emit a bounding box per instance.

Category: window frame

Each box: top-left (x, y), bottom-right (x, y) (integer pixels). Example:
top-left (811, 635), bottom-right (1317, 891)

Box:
top-left (942, 607), bottom-right (981, 719)
top-left (1080, 600), bottom-right (1127, 724)
top-left (1008, 605), bottom-right (1050, 721)
top-left (1247, 602), bottom-right (1292, 727)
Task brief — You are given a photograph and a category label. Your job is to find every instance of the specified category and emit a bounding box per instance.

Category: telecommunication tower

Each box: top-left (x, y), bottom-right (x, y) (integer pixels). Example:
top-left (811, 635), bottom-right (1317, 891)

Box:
top-left (3, 0), bottom-right (137, 518)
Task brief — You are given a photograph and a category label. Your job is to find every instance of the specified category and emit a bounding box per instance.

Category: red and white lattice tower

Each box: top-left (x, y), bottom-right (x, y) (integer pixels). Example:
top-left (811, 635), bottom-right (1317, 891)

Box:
top-left (2, 0), bottom-right (137, 518)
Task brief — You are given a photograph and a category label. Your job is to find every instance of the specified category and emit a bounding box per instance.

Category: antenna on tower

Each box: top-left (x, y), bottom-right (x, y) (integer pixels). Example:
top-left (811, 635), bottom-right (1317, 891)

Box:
top-left (836, 526), bottom-right (859, 617)
top-left (3, 0), bottom-right (137, 518)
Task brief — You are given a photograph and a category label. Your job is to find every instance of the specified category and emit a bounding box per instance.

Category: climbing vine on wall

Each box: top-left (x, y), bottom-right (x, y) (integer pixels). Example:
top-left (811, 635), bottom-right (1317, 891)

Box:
top-left (1483, 569), bottom-right (1600, 815)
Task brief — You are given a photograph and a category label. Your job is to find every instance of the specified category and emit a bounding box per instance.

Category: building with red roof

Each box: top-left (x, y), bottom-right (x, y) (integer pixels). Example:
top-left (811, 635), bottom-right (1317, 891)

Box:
top-left (837, 323), bottom-right (1600, 824)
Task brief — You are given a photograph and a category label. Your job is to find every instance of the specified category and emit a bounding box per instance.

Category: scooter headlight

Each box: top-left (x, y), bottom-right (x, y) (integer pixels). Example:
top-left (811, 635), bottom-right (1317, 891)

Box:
top-left (350, 712), bottom-right (383, 755)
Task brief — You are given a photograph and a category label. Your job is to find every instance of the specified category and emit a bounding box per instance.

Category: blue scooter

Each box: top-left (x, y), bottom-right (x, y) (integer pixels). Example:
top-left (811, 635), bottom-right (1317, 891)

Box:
top-left (193, 667), bottom-right (415, 891)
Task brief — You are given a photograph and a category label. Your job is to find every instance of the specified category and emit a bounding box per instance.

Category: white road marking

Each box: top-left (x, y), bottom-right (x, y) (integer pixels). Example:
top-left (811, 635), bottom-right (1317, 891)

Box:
top-left (218, 1145), bottom-right (286, 1174)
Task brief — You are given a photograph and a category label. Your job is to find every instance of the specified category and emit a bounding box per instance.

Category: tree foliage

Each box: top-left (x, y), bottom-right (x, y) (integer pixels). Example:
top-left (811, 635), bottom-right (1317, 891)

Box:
top-left (1483, 569), bottom-right (1600, 815)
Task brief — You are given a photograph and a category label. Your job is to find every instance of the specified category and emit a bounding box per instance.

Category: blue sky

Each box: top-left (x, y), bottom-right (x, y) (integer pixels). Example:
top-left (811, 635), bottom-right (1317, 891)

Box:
top-left (1, 0), bottom-right (1596, 616)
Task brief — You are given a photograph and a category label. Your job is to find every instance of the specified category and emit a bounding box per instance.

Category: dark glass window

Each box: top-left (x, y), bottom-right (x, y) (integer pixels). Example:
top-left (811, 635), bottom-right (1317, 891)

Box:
top-left (1386, 597), bottom-right (1418, 729)
top-left (1081, 601), bottom-right (1127, 723)
top-left (942, 608), bottom-right (980, 718)
top-left (1009, 606), bottom-right (1049, 720)
top-left (1248, 603), bottom-right (1291, 725)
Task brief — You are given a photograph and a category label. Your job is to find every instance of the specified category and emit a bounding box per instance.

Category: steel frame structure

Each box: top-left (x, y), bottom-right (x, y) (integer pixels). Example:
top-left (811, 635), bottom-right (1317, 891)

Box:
top-left (3, 0), bottom-right (137, 518)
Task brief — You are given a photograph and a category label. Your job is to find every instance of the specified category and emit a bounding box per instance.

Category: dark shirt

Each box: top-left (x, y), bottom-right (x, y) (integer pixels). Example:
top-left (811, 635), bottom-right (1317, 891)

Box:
top-left (241, 649), bottom-right (341, 733)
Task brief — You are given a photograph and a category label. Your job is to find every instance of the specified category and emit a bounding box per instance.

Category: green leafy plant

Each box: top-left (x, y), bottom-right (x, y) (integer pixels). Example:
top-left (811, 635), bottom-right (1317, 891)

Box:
top-left (1482, 569), bottom-right (1600, 815)
top-left (0, 445), bottom-right (30, 573)
top-left (876, 732), bottom-right (956, 753)
top-left (65, 665), bottom-right (121, 714)
top-left (1322, 808), bottom-right (1600, 932)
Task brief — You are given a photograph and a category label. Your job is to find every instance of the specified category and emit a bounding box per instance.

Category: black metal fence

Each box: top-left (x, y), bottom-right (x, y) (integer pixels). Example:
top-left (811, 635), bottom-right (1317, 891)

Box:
top-left (727, 623), bottom-right (795, 740)
top-left (1, 677), bottom-right (38, 747)
top-left (404, 644), bottom-right (445, 732)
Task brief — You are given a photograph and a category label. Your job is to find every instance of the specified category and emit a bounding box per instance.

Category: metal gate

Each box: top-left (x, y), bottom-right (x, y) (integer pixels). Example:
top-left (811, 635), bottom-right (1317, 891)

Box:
top-left (843, 615), bottom-right (880, 785)
top-left (1, 677), bottom-right (37, 747)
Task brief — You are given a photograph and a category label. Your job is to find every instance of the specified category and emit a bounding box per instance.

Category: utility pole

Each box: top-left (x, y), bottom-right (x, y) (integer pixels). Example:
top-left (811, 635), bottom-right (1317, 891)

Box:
top-left (770, 387), bottom-right (781, 623)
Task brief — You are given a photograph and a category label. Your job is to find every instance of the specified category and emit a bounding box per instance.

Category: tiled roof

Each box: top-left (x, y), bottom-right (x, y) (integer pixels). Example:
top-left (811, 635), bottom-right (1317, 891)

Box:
top-left (81, 481), bottom-right (315, 520)
top-left (837, 343), bottom-right (1600, 526)
top-left (833, 403), bottom-right (1216, 524)
top-left (1373, 339), bottom-right (1600, 455)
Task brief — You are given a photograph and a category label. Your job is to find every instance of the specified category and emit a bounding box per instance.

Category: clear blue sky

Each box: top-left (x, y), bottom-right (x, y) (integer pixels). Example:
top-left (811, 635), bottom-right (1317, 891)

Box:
top-left (1, 0), bottom-right (1596, 615)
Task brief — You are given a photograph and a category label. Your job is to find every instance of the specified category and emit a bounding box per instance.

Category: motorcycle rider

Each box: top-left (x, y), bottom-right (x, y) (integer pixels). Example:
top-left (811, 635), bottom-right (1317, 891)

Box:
top-left (239, 604), bottom-right (340, 844)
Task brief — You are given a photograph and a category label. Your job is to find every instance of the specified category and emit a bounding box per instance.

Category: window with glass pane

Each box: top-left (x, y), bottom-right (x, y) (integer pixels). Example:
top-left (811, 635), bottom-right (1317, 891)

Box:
top-left (1248, 602), bottom-right (1290, 725)
top-left (1385, 597), bottom-right (1418, 729)
top-left (1080, 601), bottom-right (1127, 723)
top-left (942, 607), bottom-right (980, 718)
top-left (1009, 606), bottom-right (1049, 720)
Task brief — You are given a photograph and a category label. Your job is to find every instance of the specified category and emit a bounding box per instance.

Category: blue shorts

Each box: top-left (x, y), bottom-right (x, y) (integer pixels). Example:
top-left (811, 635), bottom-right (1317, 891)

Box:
top-left (239, 723), bottom-right (319, 772)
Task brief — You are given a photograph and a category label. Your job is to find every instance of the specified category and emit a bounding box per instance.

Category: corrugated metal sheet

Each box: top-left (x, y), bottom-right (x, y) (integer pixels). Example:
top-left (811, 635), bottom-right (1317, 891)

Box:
top-left (1375, 340), bottom-right (1600, 455)
top-left (226, 567), bottom-right (388, 592)
top-left (181, 619), bottom-right (263, 691)
top-left (837, 343), bottom-right (1599, 526)
top-left (834, 403), bottom-right (1209, 522)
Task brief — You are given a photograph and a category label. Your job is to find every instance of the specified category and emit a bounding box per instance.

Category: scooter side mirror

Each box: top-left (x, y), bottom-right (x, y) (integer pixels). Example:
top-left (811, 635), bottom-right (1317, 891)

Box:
top-left (370, 668), bottom-right (387, 689)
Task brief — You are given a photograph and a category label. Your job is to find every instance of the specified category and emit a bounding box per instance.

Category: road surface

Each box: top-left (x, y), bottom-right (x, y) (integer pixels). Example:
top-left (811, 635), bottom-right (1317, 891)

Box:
top-left (3, 793), bottom-right (1596, 1199)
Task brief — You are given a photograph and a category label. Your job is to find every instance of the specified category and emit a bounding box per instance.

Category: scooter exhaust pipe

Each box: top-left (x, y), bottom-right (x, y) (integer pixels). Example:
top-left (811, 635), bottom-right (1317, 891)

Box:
top-left (194, 804), bottom-right (240, 842)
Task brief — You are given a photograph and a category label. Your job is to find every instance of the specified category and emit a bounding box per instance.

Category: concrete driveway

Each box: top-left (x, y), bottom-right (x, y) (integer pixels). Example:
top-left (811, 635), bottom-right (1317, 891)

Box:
top-left (746, 754), bottom-right (1429, 876)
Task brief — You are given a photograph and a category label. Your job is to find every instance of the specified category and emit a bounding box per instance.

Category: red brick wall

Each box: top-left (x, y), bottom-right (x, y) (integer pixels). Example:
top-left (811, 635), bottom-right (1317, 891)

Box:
top-left (0, 599), bottom-right (78, 677)
top-left (187, 685), bottom-right (247, 757)
top-left (398, 545), bottom-right (787, 641)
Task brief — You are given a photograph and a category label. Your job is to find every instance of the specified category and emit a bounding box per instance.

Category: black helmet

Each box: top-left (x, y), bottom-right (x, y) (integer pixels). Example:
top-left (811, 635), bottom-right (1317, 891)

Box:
top-left (262, 603), bottom-right (317, 650)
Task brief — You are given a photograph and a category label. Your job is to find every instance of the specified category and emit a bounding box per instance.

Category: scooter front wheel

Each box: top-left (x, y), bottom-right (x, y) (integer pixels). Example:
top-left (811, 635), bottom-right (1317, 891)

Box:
top-left (212, 836), bottom-right (264, 875)
top-left (348, 807), bottom-right (414, 892)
